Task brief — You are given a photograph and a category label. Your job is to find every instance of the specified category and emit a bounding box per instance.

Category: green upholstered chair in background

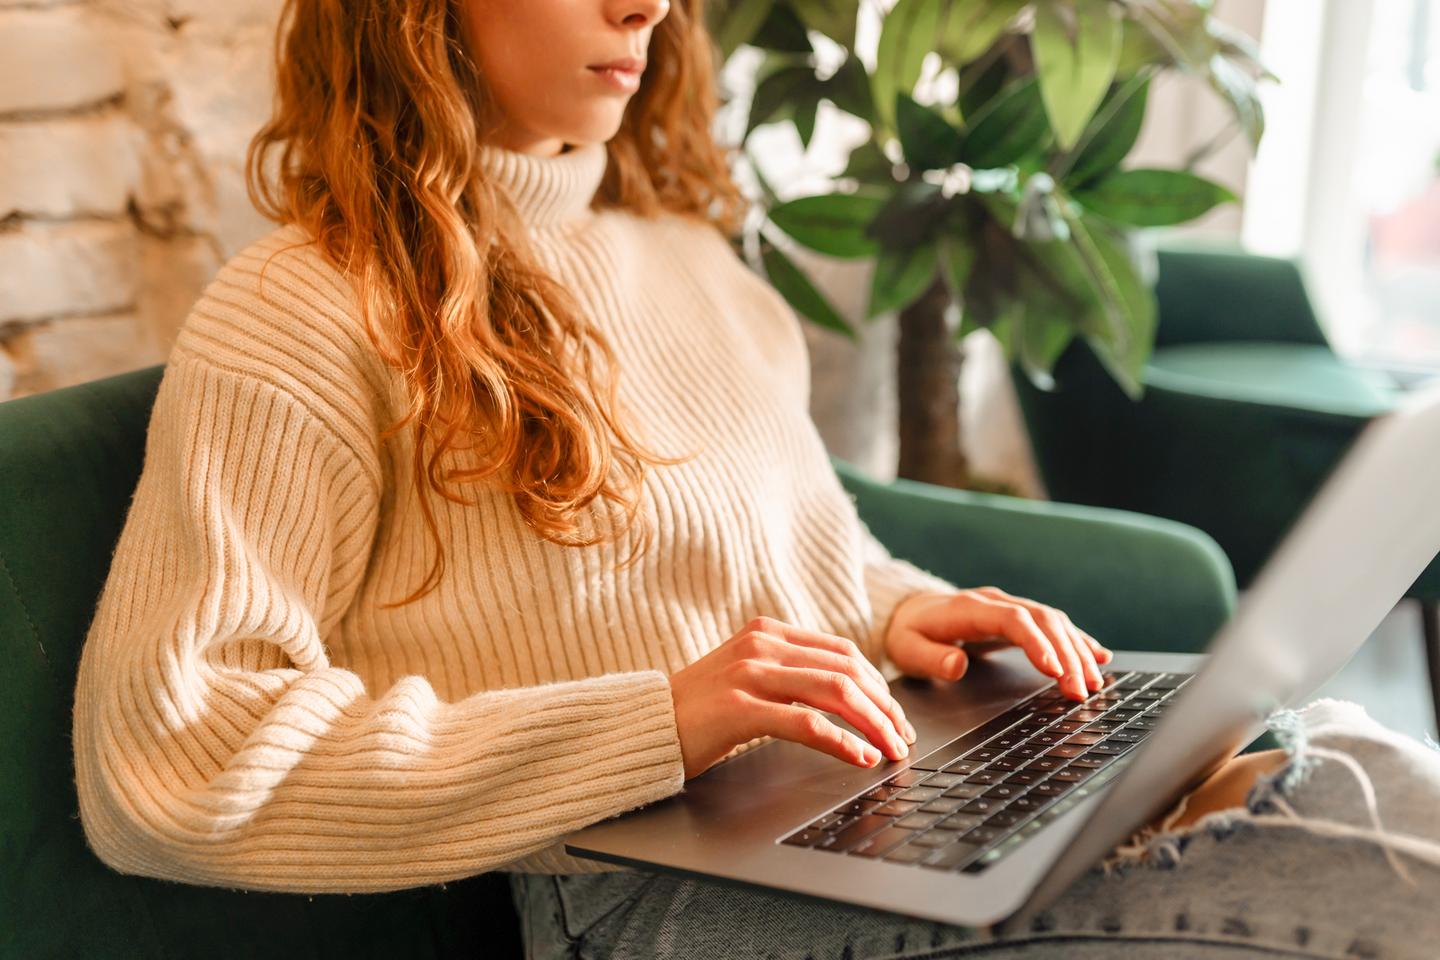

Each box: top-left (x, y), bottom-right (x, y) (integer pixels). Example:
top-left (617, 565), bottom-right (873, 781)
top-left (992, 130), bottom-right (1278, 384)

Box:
top-left (1, 363), bottom-right (1234, 958)
top-left (1011, 241), bottom-right (1440, 732)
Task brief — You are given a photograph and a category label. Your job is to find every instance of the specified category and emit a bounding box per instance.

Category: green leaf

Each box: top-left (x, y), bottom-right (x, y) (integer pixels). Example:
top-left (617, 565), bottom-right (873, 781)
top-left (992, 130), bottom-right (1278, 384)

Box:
top-left (869, 241), bottom-right (939, 319)
top-left (962, 77), bottom-right (1050, 168)
top-left (747, 64), bottom-right (824, 142)
top-left (794, 97), bottom-right (820, 149)
top-left (761, 240), bottom-right (856, 338)
top-left (1116, 18), bottom-right (1167, 73)
top-left (839, 140), bottom-right (896, 182)
top-left (938, 0), bottom-right (1029, 63)
top-left (710, 0), bottom-right (775, 61)
top-left (1208, 53), bottom-right (1265, 150)
top-left (824, 55), bottom-right (877, 124)
top-left (1209, 18), bottom-right (1277, 81)
top-left (1014, 308), bottom-right (1078, 386)
top-left (1129, 0), bottom-right (1216, 70)
top-left (896, 92), bottom-right (966, 171)
top-left (873, 0), bottom-right (944, 133)
top-left (1032, 0), bottom-right (1122, 151)
top-left (1066, 75), bottom-right (1150, 186)
top-left (1074, 168), bottom-right (1236, 226)
top-left (768, 192), bottom-right (889, 257)
top-left (956, 53), bottom-right (1011, 122)
top-left (789, 0), bottom-right (860, 49)
top-left (1066, 215), bottom-right (1156, 398)
top-left (937, 232), bottom-right (977, 302)
top-left (751, 2), bottom-right (814, 52)
top-left (868, 180), bottom-right (948, 249)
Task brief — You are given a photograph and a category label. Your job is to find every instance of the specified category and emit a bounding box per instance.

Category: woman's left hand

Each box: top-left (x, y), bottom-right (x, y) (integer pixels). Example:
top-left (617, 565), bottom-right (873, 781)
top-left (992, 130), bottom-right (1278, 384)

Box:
top-left (883, 586), bottom-right (1113, 701)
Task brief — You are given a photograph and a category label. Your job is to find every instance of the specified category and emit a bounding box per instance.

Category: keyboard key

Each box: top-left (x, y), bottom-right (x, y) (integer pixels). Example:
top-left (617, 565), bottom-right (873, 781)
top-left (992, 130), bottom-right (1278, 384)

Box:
top-left (782, 828), bottom-right (827, 847)
top-left (1086, 743), bottom-right (1128, 757)
top-left (1005, 770), bottom-right (1045, 785)
top-left (1149, 674), bottom-right (1187, 689)
top-left (1109, 731), bottom-right (1145, 744)
top-left (1032, 732), bottom-right (1069, 745)
top-left (961, 826), bottom-right (1004, 845)
top-left (1007, 795), bottom-right (1051, 814)
top-left (885, 770), bottom-right (926, 788)
top-left (808, 813), bottom-right (844, 831)
top-left (1050, 721), bottom-right (1084, 733)
top-left (1085, 720), bottom-right (1122, 732)
top-left (1069, 757), bottom-right (1108, 770)
top-left (883, 841), bottom-right (930, 864)
top-left (985, 758), bottom-right (1022, 772)
top-left (1130, 719), bottom-right (1160, 731)
top-left (983, 784), bottom-right (1026, 800)
top-left (921, 840), bottom-right (984, 870)
top-left (820, 815), bottom-right (894, 851)
top-left (987, 811), bottom-right (1026, 828)
top-left (964, 748), bottom-right (1002, 762)
top-left (937, 813), bottom-right (985, 832)
top-left (908, 711), bottom-right (1029, 771)
top-left (1050, 767), bottom-right (1095, 784)
top-left (897, 786), bottom-right (943, 802)
top-left (1067, 732), bottom-right (1107, 746)
top-left (920, 772), bottom-right (965, 789)
top-left (837, 799), bottom-right (880, 816)
top-left (1071, 709), bottom-right (1107, 721)
top-left (1008, 744), bottom-right (1046, 759)
top-left (874, 799), bottom-right (919, 816)
top-left (919, 797), bottom-right (968, 815)
top-left (960, 798), bottom-right (1005, 816)
top-left (896, 811), bottom-right (944, 829)
top-left (1046, 745), bottom-right (1088, 759)
top-left (964, 770), bottom-right (1005, 785)
top-left (850, 826), bottom-right (915, 857)
top-left (1031, 782), bottom-right (1069, 798)
top-left (942, 783), bottom-right (986, 800)
top-left (941, 759), bottom-right (981, 775)
top-left (1024, 757), bottom-right (1067, 773)
top-left (908, 829), bottom-right (956, 847)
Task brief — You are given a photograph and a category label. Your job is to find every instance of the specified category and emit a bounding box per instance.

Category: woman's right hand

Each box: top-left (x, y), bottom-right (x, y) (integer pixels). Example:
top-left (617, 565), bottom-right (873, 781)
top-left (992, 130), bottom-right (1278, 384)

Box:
top-left (667, 616), bottom-right (918, 781)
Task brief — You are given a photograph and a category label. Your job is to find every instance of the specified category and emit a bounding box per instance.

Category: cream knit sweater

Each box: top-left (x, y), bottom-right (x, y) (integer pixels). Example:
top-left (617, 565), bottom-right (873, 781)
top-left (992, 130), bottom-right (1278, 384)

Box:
top-left (71, 138), bottom-right (958, 895)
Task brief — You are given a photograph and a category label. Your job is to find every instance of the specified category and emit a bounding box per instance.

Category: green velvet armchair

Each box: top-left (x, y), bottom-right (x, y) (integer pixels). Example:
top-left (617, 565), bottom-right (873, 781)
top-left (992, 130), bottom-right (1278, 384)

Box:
top-left (1, 363), bottom-right (1234, 958)
top-left (1011, 240), bottom-right (1440, 730)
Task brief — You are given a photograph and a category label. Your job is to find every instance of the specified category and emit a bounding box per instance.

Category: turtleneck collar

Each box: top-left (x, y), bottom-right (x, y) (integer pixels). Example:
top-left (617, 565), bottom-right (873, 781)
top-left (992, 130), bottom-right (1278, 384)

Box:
top-left (476, 139), bottom-right (609, 231)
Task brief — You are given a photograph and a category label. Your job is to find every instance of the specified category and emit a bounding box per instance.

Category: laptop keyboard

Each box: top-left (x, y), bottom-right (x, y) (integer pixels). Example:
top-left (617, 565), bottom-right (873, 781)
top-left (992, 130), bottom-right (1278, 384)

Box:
top-left (778, 669), bottom-right (1193, 874)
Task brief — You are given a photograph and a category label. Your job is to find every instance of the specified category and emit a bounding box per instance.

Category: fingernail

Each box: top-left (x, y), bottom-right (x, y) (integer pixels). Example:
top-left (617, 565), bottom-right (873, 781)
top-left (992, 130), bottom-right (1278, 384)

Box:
top-left (945, 651), bottom-right (963, 675)
top-left (865, 746), bottom-right (880, 765)
top-left (1045, 655), bottom-right (1062, 676)
top-left (904, 720), bottom-right (918, 743)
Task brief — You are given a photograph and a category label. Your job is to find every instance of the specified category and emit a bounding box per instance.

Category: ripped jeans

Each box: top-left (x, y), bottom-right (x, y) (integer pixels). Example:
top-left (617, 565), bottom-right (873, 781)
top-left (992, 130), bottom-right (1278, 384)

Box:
top-left (507, 700), bottom-right (1440, 959)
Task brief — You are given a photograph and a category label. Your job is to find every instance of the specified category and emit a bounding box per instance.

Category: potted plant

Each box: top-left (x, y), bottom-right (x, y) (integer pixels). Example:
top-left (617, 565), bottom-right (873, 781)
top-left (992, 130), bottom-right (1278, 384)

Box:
top-left (706, 0), bottom-right (1272, 490)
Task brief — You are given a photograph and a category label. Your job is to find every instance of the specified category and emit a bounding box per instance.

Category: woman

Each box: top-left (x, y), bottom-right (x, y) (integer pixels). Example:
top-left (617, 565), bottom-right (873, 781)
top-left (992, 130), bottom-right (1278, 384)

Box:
top-left (70, 0), bottom-right (1440, 956)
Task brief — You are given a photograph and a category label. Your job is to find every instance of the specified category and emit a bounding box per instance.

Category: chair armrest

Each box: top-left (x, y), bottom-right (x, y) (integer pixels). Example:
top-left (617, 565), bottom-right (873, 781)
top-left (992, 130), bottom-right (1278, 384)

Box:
top-left (832, 457), bottom-right (1236, 655)
top-left (1153, 242), bottom-right (1332, 350)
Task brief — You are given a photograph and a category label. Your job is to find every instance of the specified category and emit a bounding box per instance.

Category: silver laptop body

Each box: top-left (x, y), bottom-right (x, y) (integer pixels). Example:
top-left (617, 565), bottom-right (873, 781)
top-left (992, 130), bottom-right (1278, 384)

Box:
top-left (566, 381), bottom-right (1440, 929)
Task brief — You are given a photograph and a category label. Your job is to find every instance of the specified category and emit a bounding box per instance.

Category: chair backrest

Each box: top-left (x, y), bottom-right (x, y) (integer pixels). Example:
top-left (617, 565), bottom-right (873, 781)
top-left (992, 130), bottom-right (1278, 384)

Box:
top-left (0, 364), bottom-right (517, 958)
top-left (1152, 241), bottom-right (1332, 350)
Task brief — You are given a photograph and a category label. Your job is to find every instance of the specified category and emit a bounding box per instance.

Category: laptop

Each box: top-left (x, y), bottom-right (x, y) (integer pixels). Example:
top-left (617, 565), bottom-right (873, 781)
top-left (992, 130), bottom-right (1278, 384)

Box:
top-left (565, 380), bottom-right (1440, 931)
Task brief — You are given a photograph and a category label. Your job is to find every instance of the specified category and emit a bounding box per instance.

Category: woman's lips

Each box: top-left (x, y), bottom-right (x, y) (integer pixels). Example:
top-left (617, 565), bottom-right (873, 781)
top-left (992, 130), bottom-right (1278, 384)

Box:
top-left (587, 62), bottom-right (642, 94)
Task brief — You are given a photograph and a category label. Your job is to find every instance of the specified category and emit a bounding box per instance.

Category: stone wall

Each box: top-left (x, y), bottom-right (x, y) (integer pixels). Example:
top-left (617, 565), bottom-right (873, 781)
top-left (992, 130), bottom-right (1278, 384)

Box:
top-left (0, 0), bottom-right (280, 399)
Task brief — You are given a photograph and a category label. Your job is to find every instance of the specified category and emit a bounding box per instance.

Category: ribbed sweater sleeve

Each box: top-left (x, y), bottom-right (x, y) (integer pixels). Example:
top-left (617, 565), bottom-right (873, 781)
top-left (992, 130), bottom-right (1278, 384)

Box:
top-left (72, 356), bottom-right (686, 894)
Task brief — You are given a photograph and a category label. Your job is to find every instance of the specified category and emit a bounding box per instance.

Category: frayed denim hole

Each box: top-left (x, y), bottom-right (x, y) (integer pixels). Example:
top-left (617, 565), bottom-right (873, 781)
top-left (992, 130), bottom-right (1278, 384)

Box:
top-left (1244, 707), bottom-right (1321, 816)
